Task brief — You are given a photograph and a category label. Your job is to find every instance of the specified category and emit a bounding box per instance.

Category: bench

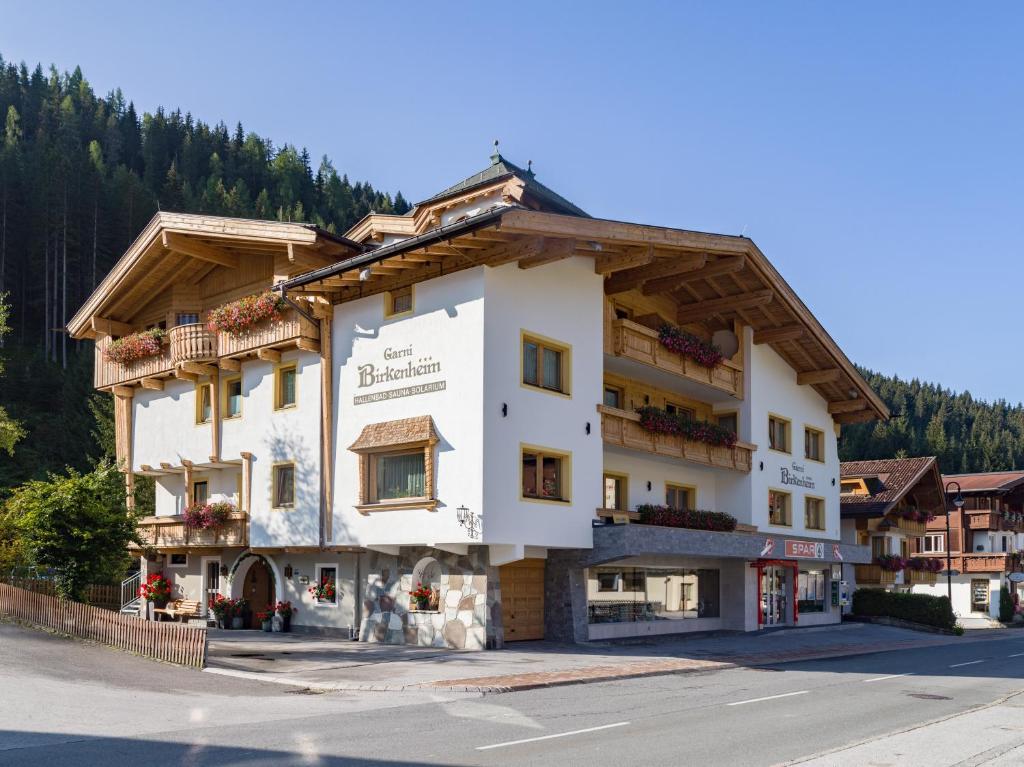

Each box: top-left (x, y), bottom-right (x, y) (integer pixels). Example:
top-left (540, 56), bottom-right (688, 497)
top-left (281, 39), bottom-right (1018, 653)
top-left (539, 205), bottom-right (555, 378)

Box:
top-left (153, 599), bottom-right (202, 623)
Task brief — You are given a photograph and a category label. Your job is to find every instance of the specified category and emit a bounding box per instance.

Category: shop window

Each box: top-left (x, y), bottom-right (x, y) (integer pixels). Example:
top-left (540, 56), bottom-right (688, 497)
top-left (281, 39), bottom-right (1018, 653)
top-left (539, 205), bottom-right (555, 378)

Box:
top-left (275, 363), bottom-right (297, 410)
top-left (769, 490), bottom-right (791, 526)
top-left (622, 569), bottom-right (645, 593)
top-left (603, 385), bottom-right (623, 409)
top-left (597, 572), bottom-right (619, 592)
top-left (603, 473), bottom-right (627, 510)
top-left (588, 567), bottom-right (720, 623)
top-left (804, 497), bottom-right (825, 530)
top-left (522, 447), bottom-right (570, 503)
top-left (716, 412), bottom-right (738, 434)
top-left (223, 376), bottom-right (242, 419)
top-left (195, 383), bottom-right (213, 424)
top-left (168, 553), bottom-right (188, 567)
top-left (371, 450), bottom-right (426, 501)
top-left (768, 415), bottom-right (790, 453)
top-left (273, 463), bottom-right (295, 508)
top-left (804, 427), bottom-right (824, 462)
top-left (385, 286), bottom-right (414, 318)
top-left (522, 332), bottom-right (570, 396)
top-left (192, 480), bottom-right (209, 506)
top-left (666, 484), bottom-right (694, 511)
top-left (798, 569), bottom-right (826, 613)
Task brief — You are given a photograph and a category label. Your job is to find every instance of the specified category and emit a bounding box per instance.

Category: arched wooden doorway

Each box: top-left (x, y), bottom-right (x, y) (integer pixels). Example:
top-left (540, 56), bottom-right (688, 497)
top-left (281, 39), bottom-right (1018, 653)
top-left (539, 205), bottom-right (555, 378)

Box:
top-left (242, 558), bottom-right (274, 629)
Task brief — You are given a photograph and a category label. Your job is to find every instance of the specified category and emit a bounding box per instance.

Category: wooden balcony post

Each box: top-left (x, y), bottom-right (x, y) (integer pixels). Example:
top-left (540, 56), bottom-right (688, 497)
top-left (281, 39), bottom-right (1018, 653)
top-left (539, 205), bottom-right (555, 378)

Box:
top-left (314, 302), bottom-right (334, 545)
top-left (240, 452), bottom-right (253, 517)
top-left (113, 387), bottom-right (135, 511)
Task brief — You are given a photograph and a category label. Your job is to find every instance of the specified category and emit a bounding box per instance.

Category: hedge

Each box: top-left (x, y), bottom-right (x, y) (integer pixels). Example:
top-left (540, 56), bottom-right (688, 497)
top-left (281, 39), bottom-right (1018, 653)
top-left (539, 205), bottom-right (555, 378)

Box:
top-left (851, 589), bottom-right (956, 631)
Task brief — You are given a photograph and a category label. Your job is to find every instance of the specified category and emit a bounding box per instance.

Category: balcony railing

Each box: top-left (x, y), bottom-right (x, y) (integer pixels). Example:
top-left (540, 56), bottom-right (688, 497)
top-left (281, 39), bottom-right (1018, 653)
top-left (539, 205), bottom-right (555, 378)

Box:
top-left (134, 512), bottom-right (249, 550)
top-left (599, 404), bottom-right (754, 472)
top-left (965, 511), bottom-right (1001, 531)
top-left (608, 318), bottom-right (743, 398)
top-left (218, 307), bottom-right (319, 359)
top-left (886, 515), bottom-right (926, 537)
top-left (954, 553), bottom-right (1016, 573)
top-left (169, 323), bottom-right (218, 364)
top-left (94, 335), bottom-right (174, 389)
top-left (854, 564), bottom-right (897, 586)
top-left (906, 570), bottom-right (937, 585)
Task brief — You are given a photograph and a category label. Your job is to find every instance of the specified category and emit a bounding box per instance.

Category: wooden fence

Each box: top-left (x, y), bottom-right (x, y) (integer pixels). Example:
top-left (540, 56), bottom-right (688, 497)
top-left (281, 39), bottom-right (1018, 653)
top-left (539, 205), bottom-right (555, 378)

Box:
top-left (6, 578), bottom-right (121, 611)
top-left (0, 582), bottom-right (207, 668)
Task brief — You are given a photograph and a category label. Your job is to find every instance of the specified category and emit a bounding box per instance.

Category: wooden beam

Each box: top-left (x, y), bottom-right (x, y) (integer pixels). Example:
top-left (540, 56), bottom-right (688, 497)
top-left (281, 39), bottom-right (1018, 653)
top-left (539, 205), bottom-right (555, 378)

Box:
top-left (209, 373), bottom-right (220, 462)
top-left (162, 231), bottom-right (239, 268)
top-left (287, 242), bottom-right (338, 270)
top-left (828, 398), bottom-right (868, 414)
top-left (257, 348), bottom-right (281, 363)
top-left (833, 410), bottom-right (877, 425)
top-left (219, 358), bottom-right (241, 372)
top-left (91, 316), bottom-right (135, 336)
top-left (797, 368), bottom-right (842, 386)
top-left (471, 236), bottom-right (546, 267)
top-left (643, 256), bottom-right (746, 295)
top-left (296, 337), bottom-right (321, 354)
top-left (518, 238), bottom-right (577, 269)
top-left (112, 385), bottom-right (135, 398)
top-left (140, 377), bottom-right (164, 390)
top-left (593, 246), bottom-right (655, 275)
top-left (173, 368), bottom-right (198, 382)
top-left (605, 253), bottom-right (708, 295)
top-left (753, 325), bottom-right (805, 345)
top-left (159, 462), bottom-right (185, 474)
top-left (676, 289), bottom-right (774, 324)
top-left (319, 304), bottom-right (334, 544)
top-left (179, 361), bottom-right (217, 377)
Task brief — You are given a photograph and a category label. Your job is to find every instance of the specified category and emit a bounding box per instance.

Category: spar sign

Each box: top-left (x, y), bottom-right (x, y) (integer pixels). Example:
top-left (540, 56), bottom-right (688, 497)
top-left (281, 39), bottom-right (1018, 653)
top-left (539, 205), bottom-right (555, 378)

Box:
top-left (784, 540), bottom-right (825, 559)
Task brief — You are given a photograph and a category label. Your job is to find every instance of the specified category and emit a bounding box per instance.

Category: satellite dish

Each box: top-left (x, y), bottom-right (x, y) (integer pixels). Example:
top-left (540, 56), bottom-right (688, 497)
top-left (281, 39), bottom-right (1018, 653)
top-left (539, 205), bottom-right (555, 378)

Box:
top-left (711, 329), bottom-right (739, 359)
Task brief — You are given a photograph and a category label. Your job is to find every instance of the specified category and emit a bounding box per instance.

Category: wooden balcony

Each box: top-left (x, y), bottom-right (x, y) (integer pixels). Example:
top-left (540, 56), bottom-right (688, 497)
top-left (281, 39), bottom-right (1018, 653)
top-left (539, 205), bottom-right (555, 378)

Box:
top-left (599, 404), bottom-right (754, 472)
top-left (608, 318), bottom-right (743, 398)
top-left (169, 323), bottom-right (217, 364)
top-left (854, 564), bottom-right (897, 586)
top-left (965, 511), bottom-right (1001, 531)
top-left (94, 335), bottom-right (174, 389)
top-left (907, 570), bottom-right (937, 586)
top-left (134, 512), bottom-right (249, 551)
top-left (956, 553), bottom-right (1014, 573)
top-left (218, 307), bottom-right (320, 359)
top-left (891, 515), bottom-right (926, 537)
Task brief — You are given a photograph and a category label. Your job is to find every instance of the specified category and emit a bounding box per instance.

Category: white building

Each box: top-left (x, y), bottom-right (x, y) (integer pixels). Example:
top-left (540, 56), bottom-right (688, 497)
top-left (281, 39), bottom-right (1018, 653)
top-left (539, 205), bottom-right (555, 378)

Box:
top-left (68, 151), bottom-right (887, 648)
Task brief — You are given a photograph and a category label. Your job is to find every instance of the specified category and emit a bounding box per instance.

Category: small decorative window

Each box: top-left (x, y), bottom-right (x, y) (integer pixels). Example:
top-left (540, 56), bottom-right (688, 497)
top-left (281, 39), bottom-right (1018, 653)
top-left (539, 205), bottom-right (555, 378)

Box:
top-left (522, 333), bottom-right (570, 395)
top-left (313, 565), bottom-right (338, 606)
top-left (804, 427), bottom-right (824, 462)
top-left (273, 463), bottom-right (295, 508)
top-left (805, 497), bottom-right (825, 530)
top-left (275, 364), bottom-right (297, 410)
top-left (192, 480), bottom-right (209, 505)
top-left (769, 490), bottom-right (791, 526)
top-left (522, 447), bottom-right (570, 503)
top-left (195, 383), bottom-right (213, 424)
top-left (768, 415), bottom-right (790, 453)
top-left (603, 473), bottom-right (627, 510)
top-left (666, 484), bottom-right (694, 511)
top-left (603, 385), bottom-right (623, 409)
top-left (223, 376), bottom-right (242, 419)
top-left (385, 286), bottom-right (414, 318)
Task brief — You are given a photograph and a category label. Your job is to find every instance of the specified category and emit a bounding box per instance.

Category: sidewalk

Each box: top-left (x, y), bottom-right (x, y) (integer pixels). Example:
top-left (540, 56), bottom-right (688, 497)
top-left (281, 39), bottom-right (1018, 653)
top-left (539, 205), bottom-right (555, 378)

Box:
top-left (204, 622), bottom-right (1021, 694)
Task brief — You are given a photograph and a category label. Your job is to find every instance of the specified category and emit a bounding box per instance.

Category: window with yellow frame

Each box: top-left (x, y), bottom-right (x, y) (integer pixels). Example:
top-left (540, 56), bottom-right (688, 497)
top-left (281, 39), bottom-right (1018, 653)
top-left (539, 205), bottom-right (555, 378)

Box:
top-left (274, 363), bottom-right (297, 410)
top-left (666, 483), bottom-right (695, 511)
top-left (384, 285), bottom-right (414, 319)
top-left (272, 462), bottom-right (295, 508)
top-left (768, 415), bottom-right (791, 453)
top-left (195, 381), bottom-right (213, 424)
top-left (603, 473), bottom-right (628, 510)
top-left (804, 496), bottom-right (825, 530)
top-left (804, 426), bottom-right (824, 462)
top-left (521, 331), bottom-right (571, 396)
top-left (521, 445), bottom-right (571, 503)
top-left (222, 375), bottom-right (242, 419)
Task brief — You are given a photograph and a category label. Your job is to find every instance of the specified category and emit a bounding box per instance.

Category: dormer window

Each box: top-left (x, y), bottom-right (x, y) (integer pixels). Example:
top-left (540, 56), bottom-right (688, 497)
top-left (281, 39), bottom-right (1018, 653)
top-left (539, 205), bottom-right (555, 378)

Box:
top-left (176, 312), bottom-right (200, 326)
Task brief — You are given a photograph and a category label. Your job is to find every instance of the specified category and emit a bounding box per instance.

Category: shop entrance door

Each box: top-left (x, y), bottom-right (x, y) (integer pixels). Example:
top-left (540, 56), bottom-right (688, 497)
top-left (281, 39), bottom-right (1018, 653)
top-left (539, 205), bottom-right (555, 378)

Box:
top-left (761, 566), bottom-right (789, 627)
top-left (971, 579), bottom-right (990, 614)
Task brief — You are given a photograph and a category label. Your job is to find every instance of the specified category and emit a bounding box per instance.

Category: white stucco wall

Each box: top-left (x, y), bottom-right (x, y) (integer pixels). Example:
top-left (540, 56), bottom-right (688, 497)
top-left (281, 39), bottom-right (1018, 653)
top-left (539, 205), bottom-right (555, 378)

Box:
top-left (913, 574), bottom-right (1003, 620)
top-left (603, 449), bottom-right (719, 512)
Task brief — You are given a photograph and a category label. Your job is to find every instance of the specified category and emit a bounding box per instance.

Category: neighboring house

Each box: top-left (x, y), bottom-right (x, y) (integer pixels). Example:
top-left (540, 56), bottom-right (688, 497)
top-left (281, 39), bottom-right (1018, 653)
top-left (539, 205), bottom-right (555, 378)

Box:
top-left (911, 472), bottom-right (1024, 622)
top-left (68, 150), bottom-right (887, 648)
top-left (839, 457), bottom-right (946, 600)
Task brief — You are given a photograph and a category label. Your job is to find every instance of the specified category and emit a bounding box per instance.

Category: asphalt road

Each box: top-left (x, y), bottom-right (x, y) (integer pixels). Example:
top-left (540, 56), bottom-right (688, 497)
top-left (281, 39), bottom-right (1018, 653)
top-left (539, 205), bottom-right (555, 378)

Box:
top-left (2, 620), bottom-right (1024, 766)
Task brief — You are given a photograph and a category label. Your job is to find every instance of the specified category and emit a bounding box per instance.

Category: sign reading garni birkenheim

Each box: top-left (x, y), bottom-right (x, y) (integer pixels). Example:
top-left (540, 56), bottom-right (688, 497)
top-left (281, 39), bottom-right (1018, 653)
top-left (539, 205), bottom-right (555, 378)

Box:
top-left (780, 462), bottom-right (815, 489)
top-left (354, 344), bottom-right (446, 405)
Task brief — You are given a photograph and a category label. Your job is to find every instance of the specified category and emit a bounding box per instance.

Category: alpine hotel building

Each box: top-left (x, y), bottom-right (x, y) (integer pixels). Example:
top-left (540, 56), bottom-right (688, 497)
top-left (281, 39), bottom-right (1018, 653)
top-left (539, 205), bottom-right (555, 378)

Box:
top-left (68, 151), bottom-right (887, 648)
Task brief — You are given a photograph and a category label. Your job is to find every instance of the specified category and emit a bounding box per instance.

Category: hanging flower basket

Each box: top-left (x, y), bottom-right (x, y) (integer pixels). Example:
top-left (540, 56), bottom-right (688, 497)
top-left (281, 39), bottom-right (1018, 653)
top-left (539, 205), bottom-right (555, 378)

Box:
top-left (658, 324), bottom-right (724, 368)
top-left (635, 406), bottom-right (737, 448)
top-left (207, 292), bottom-right (286, 336)
top-left (183, 501), bottom-right (235, 530)
top-left (104, 328), bottom-right (166, 364)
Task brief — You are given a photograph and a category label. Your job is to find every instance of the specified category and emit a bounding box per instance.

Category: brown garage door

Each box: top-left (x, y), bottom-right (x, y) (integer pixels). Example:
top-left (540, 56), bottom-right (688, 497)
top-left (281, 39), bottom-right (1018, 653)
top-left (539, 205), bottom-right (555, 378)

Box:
top-left (500, 559), bottom-right (545, 642)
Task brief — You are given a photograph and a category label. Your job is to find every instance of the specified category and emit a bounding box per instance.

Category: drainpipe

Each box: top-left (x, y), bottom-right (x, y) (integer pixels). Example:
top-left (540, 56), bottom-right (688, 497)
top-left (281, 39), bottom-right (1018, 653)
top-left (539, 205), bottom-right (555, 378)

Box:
top-left (353, 553), bottom-right (361, 641)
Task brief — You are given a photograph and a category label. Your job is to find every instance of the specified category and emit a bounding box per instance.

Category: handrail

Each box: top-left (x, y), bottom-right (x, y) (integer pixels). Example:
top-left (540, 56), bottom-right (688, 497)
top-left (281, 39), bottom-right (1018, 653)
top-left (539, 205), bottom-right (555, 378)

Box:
top-left (121, 571), bottom-right (142, 610)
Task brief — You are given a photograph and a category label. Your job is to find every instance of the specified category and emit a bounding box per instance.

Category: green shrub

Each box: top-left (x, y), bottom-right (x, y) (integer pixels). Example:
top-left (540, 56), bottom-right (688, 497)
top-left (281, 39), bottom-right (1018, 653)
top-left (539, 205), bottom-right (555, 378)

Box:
top-left (852, 589), bottom-right (956, 631)
top-left (999, 587), bottom-right (1015, 623)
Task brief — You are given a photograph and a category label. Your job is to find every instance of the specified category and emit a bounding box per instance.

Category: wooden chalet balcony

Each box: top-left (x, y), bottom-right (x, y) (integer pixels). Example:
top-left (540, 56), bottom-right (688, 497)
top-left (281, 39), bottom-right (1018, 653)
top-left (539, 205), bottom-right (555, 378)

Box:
top-left (94, 335), bottom-right (174, 389)
top-left (218, 307), bottom-right (319, 359)
top-left (599, 404), bottom-right (754, 473)
top-left (854, 564), bottom-right (897, 586)
top-left (890, 516), bottom-right (926, 537)
top-left (608, 318), bottom-right (742, 398)
top-left (954, 553), bottom-right (1015, 573)
top-left (134, 512), bottom-right (249, 551)
top-left (907, 570), bottom-right (938, 585)
top-left (169, 323), bottom-right (217, 364)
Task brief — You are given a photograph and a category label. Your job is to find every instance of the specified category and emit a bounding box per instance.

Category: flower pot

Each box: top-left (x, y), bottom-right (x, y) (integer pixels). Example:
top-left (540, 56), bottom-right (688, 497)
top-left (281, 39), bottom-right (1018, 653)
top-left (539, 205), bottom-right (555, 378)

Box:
top-left (271, 614), bottom-right (283, 632)
top-left (282, 614), bottom-right (292, 632)
top-left (231, 616), bottom-right (244, 630)
top-left (152, 595), bottom-right (170, 610)
top-left (261, 620), bottom-right (272, 632)
top-left (216, 617), bottom-right (226, 630)
top-left (412, 599), bottom-right (429, 612)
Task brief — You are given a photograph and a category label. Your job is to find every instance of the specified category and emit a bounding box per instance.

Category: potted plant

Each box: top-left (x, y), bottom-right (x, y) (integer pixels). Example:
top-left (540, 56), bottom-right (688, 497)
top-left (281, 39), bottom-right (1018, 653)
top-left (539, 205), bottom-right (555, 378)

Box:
top-left (274, 600), bottom-right (296, 632)
top-left (231, 597), bottom-right (248, 630)
top-left (410, 582), bottom-right (432, 611)
top-left (308, 576), bottom-right (337, 603)
top-left (256, 610), bottom-right (272, 632)
top-left (138, 572), bottom-right (173, 610)
top-left (183, 501), bottom-right (235, 530)
top-left (209, 594), bottom-right (232, 629)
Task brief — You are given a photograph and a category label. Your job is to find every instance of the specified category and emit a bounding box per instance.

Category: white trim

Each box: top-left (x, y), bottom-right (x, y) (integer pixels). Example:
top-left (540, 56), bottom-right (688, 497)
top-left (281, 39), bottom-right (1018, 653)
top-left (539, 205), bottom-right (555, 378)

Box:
top-left (201, 555), bottom-right (222, 617)
top-left (167, 553), bottom-right (188, 568)
top-left (228, 551), bottom-right (284, 605)
top-left (313, 561), bottom-right (339, 608)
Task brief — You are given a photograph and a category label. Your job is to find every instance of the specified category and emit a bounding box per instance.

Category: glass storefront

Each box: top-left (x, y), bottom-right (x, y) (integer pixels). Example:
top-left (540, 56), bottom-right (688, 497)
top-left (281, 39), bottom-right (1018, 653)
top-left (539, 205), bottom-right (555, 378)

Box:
top-left (798, 569), bottom-right (826, 613)
top-left (588, 566), bottom-right (720, 624)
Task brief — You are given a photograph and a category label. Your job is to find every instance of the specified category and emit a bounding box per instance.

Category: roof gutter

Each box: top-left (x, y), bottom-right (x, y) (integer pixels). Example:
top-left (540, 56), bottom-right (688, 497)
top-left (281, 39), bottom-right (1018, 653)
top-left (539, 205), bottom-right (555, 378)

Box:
top-left (277, 206), bottom-right (509, 291)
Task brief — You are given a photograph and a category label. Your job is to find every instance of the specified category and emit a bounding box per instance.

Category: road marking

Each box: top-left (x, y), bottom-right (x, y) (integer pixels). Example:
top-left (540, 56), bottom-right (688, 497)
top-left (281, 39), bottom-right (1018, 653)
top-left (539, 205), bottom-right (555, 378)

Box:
top-left (727, 690), bottom-right (809, 706)
top-left (475, 722), bottom-right (631, 750)
top-left (1008, 653), bottom-right (1024, 658)
top-left (863, 673), bottom-right (913, 683)
top-left (949, 660), bottom-right (984, 668)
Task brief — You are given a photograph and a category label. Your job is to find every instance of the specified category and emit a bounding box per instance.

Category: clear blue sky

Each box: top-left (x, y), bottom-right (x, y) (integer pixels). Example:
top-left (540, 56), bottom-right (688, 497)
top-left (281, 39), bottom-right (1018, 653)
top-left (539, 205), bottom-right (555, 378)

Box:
top-left (3, 2), bottom-right (1021, 402)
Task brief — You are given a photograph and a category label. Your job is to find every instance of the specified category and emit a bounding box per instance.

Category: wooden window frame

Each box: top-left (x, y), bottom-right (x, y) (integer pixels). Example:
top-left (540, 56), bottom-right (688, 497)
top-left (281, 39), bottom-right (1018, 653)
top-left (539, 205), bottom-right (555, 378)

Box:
top-left (221, 374), bottom-right (243, 420)
top-left (768, 488), bottom-right (792, 527)
top-left (603, 384), bottom-right (624, 410)
top-left (368, 447), bottom-right (429, 504)
top-left (194, 381), bottom-right (214, 425)
top-left (715, 411), bottom-right (739, 434)
top-left (384, 285), bottom-right (415, 319)
top-left (192, 478), bottom-right (209, 506)
top-left (603, 472), bottom-right (629, 511)
top-left (520, 443), bottom-right (572, 505)
top-left (768, 414), bottom-right (791, 454)
top-left (804, 426), bottom-right (825, 463)
top-left (666, 483), bottom-right (696, 511)
top-left (355, 445), bottom-right (436, 512)
top-left (665, 401), bottom-right (696, 421)
top-left (272, 461), bottom-right (296, 509)
top-left (804, 495), bottom-right (826, 531)
top-left (274, 362), bottom-right (298, 411)
top-left (313, 562), bottom-right (339, 607)
top-left (520, 330), bottom-right (572, 398)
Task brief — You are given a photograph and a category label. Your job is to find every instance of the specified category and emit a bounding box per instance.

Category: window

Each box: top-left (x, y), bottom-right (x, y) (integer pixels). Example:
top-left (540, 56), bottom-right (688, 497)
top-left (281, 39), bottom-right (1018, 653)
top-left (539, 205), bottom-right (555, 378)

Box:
top-left (597, 572), bottom-right (619, 592)
top-left (769, 490), bottom-right (791, 526)
top-left (901, 538), bottom-right (910, 558)
top-left (522, 447), bottom-right (570, 502)
top-left (223, 376), bottom-right (242, 419)
top-left (385, 286), bottom-right (414, 318)
top-left (273, 463), bottom-right (295, 508)
top-left (716, 412), bottom-right (738, 434)
top-left (665, 402), bottom-right (695, 420)
top-left (871, 536), bottom-right (887, 559)
top-left (176, 312), bottom-right (199, 326)
top-left (840, 480), bottom-right (866, 495)
top-left (804, 427), bottom-right (824, 462)
top-left (314, 565), bottom-right (338, 606)
top-left (622, 569), bottom-right (645, 592)
top-left (168, 553), bottom-right (188, 567)
top-left (603, 385), bottom-right (623, 409)
top-left (768, 416), bottom-right (790, 452)
top-left (192, 480), bottom-right (209, 505)
top-left (275, 364), bottom-right (297, 409)
top-left (195, 383), bottom-right (213, 424)
top-left (666, 484), bottom-right (694, 511)
top-left (371, 450), bottom-right (426, 501)
top-left (522, 333), bottom-right (570, 395)
top-left (603, 473), bottom-right (627, 510)
top-left (805, 497), bottom-right (825, 530)
top-left (587, 567), bottom-right (721, 623)
top-left (798, 569), bottom-right (826, 613)
top-left (919, 533), bottom-right (945, 553)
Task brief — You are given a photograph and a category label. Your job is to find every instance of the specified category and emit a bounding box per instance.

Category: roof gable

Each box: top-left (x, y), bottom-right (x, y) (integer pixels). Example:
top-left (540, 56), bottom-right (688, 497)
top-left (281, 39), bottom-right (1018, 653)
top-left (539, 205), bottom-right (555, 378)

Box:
top-left (840, 457), bottom-right (943, 517)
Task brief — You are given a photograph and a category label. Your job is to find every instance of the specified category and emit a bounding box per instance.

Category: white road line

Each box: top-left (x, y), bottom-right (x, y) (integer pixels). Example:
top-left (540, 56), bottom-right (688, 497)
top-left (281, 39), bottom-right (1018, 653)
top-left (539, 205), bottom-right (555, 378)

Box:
top-left (863, 673), bottom-right (913, 683)
top-left (1008, 652), bottom-right (1024, 658)
top-left (949, 660), bottom-right (985, 668)
top-left (726, 690), bottom-right (809, 706)
top-left (475, 722), bottom-right (631, 751)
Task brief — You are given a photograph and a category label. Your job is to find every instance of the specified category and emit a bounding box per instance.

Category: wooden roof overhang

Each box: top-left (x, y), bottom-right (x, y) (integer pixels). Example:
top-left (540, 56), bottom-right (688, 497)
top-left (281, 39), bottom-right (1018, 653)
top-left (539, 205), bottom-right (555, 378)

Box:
top-left (280, 207), bottom-right (887, 423)
top-left (841, 458), bottom-right (945, 518)
top-left (67, 212), bottom-right (362, 340)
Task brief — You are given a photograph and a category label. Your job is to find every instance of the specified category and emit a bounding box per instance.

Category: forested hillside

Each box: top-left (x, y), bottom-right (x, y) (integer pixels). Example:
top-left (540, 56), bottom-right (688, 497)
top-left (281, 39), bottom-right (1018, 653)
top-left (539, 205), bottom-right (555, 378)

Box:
top-left (0, 54), bottom-right (408, 491)
top-left (839, 368), bottom-right (1024, 473)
